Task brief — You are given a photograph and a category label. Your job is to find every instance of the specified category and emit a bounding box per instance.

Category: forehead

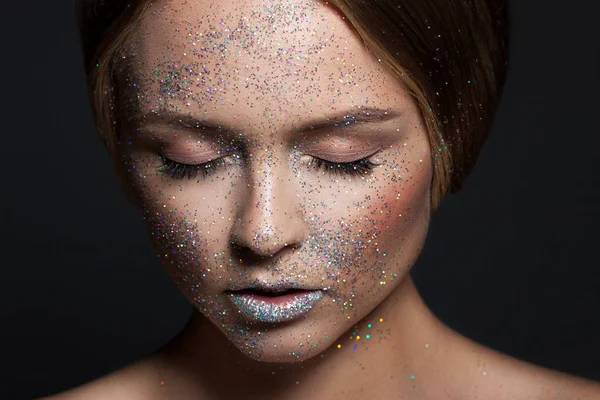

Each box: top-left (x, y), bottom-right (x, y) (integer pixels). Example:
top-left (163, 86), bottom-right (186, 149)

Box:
top-left (122, 0), bottom-right (412, 132)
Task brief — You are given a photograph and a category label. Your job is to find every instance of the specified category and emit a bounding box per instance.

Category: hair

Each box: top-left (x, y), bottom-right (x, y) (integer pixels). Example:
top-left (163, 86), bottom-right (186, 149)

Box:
top-left (76, 0), bottom-right (509, 211)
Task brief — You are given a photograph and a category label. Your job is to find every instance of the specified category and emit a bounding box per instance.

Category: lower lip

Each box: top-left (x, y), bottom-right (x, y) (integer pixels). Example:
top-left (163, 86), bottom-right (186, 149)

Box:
top-left (228, 290), bottom-right (324, 323)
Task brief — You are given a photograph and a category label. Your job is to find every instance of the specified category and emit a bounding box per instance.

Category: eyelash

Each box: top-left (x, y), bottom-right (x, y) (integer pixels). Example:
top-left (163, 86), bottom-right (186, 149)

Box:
top-left (157, 155), bottom-right (378, 180)
top-left (157, 157), bottom-right (229, 180)
top-left (307, 157), bottom-right (378, 177)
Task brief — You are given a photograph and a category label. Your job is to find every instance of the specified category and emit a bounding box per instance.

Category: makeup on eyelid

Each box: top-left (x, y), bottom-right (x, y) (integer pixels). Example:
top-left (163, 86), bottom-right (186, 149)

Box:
top-left (154, 132), bottom-right (389, 167)
top-left (160, 147), bottom-right (222, 164)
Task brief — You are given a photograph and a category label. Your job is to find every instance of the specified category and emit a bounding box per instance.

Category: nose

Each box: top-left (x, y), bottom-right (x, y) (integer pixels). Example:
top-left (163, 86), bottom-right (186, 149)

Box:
top-left (230, 152), bottom-right (307, 259)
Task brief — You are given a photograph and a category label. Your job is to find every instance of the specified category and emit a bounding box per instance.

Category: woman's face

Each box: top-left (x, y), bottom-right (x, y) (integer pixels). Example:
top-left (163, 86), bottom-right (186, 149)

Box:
top-left (119, 0), bottom-right (433, 362)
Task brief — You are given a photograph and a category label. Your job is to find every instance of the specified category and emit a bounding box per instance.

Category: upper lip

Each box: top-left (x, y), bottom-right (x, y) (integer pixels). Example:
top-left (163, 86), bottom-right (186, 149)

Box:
top-left (226, 280), bottom-right (327, 293)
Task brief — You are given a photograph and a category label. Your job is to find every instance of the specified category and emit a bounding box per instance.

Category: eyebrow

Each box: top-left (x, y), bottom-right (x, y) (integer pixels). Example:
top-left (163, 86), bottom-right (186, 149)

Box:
top-left (295, 107), bottom-right (400, 133)
top-left (141, 107), bottom-right (401, 140)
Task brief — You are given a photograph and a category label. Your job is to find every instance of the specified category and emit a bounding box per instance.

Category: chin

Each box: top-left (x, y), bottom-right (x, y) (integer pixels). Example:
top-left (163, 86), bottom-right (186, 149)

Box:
top-left (200, 302), bottom-right (337, 363)
top-left (218, 320), bottom-right (336, 363)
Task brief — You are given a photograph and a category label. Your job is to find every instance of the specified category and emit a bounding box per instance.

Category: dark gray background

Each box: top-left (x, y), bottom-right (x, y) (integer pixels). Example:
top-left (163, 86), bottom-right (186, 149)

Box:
top-left (1, 0), bottom-right (599, 399)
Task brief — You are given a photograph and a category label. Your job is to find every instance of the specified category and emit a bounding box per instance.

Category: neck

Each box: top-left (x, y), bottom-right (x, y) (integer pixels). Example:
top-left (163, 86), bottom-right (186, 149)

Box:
top-left (160, 276), bottom-right (454, 399)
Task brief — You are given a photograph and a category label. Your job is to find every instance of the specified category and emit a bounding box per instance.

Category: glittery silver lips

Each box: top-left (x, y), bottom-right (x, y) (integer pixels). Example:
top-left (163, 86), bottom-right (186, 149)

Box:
top-left (229, 290), bottom-right (324, 323)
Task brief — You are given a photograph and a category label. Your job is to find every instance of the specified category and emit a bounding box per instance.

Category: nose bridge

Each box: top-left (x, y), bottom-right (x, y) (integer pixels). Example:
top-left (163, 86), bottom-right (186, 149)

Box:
top-left (231, 147), bottom-right (306, 257)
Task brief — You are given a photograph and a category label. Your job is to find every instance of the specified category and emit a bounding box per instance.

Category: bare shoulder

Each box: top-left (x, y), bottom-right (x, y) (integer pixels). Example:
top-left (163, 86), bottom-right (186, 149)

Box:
top-left (480, 346), bottom-right (600, 399)
top-left (447, 332), bottom-right (600, 399)
top-left (38, 355), bottom-right (169, 400)
top-left (520, 361), bottom-right (600, 399)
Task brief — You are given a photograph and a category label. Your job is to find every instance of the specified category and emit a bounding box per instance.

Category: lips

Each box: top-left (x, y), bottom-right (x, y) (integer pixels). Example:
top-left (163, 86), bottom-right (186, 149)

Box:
top-left (227, 287), bottom-right (324, 323)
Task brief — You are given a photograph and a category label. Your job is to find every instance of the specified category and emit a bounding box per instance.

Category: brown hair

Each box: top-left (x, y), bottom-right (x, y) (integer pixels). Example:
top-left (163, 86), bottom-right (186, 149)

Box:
top-left (76, 0), bottom-right (509, 210)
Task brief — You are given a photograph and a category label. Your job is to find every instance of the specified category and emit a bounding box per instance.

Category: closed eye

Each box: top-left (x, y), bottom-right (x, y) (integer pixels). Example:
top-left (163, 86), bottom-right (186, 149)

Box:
top-left (157, 156), bottom-right (235, 180)
top-left (156, 153), bottom-right (380, 180)
top-left (307, 156), bottom-right (379, 177)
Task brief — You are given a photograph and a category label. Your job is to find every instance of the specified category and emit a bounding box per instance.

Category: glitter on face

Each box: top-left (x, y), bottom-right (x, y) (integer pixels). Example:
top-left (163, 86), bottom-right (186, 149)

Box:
top-left (229, 290), bottom-right (324, 323)
top-left (118, 0), bottom-right (434, 363)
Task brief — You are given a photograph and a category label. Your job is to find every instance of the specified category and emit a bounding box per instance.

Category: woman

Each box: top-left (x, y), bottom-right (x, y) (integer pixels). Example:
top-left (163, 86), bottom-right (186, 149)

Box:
top-left (45, 0), bottom-right (600, 398)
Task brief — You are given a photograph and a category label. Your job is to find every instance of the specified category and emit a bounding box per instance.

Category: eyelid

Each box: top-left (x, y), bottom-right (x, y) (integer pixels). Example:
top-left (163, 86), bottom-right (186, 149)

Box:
top-left (161, 149), bottom-right (216, 164)
top-left (313, 149), bottom-right (380, 163)
top-left (160, 141), bottom-right (241, 164)
top-left (159, 153), bottom-right (240, 171)
top-left (301, 145), bottom-right (384, 163)
top-left (296, 136), bottom-right (386, 161)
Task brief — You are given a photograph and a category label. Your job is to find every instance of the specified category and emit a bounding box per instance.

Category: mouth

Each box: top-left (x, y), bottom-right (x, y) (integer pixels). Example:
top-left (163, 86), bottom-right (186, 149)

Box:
top-left (226, 287), bottom-right (324, 323)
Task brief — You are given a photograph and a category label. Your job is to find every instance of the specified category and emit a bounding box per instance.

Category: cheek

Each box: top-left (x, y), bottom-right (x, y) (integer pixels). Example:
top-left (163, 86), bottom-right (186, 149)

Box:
top-left (372, 158), bottom-right (432, 246)
top-left (135, 177), bottom-right (241, 291)
top-left (333, 151), bottom-right (432, 294)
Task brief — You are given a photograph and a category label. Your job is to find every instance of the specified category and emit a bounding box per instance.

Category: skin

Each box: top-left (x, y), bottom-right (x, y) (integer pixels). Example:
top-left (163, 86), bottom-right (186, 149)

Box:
top-left (43, 0), bottom-right (600, 398)
top-left (120, 0), bottom-right (433, 364)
